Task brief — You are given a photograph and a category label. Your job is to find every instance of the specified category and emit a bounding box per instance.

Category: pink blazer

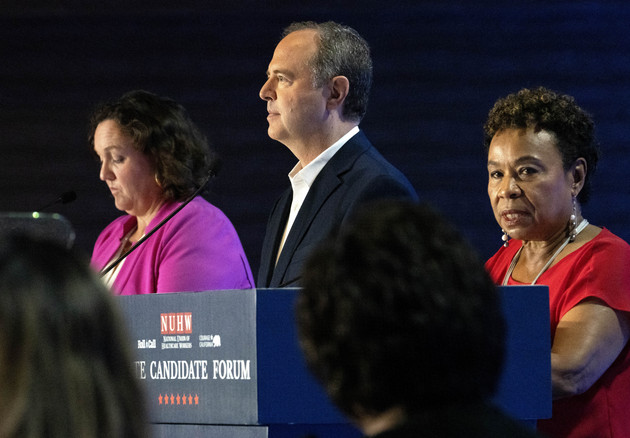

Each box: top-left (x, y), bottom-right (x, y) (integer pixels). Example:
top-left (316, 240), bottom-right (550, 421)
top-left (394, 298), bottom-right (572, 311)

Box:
top-left (91, 197), bottom-right (254, 294)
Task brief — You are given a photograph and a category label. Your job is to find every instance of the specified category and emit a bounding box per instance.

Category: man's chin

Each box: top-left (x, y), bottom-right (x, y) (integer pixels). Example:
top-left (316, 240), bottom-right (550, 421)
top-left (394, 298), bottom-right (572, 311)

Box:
top-left (267, 128), bottom-right (287, 143)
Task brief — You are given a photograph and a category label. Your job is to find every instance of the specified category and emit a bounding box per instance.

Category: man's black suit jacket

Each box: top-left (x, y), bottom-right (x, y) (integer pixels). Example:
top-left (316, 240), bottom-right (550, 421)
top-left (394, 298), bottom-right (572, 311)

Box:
top-left (258, 131), bottom-right (418, 288)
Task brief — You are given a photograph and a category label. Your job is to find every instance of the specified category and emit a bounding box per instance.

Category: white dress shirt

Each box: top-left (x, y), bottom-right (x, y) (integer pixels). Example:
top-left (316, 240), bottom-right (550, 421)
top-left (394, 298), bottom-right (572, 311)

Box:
top-left (276, 126), bottom-right (360, 262)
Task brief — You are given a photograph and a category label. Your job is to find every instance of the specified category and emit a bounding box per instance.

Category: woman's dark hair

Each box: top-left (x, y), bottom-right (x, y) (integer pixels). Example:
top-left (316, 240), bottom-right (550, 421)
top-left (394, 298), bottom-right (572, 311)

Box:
top-left (297, 201), bottom-right (505, 419)
top-left (484, 86), bottom-right (599, 203)
top-left (89, 90), bottom-right (217, 201)
top-left (0, 234), bottom-right (146, 437)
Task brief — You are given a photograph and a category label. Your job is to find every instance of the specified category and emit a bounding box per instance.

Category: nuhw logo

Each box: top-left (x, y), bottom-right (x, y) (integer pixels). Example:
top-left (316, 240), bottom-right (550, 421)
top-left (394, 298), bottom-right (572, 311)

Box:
top-left (160, 312), bottom-right (192, 334)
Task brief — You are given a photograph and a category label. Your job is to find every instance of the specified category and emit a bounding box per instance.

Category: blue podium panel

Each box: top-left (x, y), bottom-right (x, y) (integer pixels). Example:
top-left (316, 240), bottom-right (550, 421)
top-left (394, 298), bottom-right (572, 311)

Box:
top-left (117, 285), bottom-right (550, 435)
top-left (494, 285), bottom-right (552, 420)
top-left (256, 288), bottom-right (347, 424)
top-left (266, 423), bottom-right (361, 438)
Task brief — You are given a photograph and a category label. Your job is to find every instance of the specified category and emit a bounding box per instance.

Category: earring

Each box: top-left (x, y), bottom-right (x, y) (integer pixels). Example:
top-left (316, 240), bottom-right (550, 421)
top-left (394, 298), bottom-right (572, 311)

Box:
top-left (501, 229), bottom-right (509, 247)
top-left (569, 197), bottom-right (578, 242)
top-left (154, 173), bottom-right (162, 188)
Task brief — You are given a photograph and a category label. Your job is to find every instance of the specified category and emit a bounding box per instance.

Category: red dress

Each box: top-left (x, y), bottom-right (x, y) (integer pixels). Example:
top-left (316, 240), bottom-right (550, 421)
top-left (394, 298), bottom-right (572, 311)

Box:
top-left (486, 228), bottom-right (630, 438)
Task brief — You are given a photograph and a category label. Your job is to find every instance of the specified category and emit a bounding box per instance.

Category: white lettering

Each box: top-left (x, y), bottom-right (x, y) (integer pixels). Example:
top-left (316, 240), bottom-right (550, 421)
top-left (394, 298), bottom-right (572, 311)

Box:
top-left (134, 361), bottom-right (146, 379)
top-left (149, 360), bottom-right (208, 380)
top-left (212, 360), bottom-right (251, 380)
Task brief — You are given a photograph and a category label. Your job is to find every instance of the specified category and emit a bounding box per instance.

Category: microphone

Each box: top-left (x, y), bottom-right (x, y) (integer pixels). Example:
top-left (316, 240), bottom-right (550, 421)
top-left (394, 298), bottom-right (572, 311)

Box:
top-left (36, 191), bottom-right (77, 211)
top-left (100, 171), bottom-right (215, 277)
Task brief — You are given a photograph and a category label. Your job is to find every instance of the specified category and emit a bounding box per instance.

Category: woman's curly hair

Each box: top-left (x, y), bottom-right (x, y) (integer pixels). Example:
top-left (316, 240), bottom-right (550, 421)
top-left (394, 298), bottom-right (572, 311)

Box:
top-left (483, 86), bottom-right (599, 203)
top-left (89, 90), bottom-right (218, 202)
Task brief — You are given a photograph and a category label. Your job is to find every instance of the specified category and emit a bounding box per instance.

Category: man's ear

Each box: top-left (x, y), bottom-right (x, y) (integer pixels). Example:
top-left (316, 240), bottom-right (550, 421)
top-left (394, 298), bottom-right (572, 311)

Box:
top-left (571, 157), bottom-right (587, 198)
top-left (327, 76), bottom-right (350, 110)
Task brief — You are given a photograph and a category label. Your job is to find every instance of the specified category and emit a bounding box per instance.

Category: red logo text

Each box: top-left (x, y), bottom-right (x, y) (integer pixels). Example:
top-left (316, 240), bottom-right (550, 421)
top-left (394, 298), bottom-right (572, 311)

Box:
top-left (160, 312), bottom-right (192, 334)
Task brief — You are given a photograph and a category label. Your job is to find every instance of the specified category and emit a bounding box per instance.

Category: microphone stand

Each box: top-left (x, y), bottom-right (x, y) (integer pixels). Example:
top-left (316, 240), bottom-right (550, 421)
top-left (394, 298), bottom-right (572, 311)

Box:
top-left (36, 191), bottom-right (77, 211)
top-left (100, 173), bottom-right (213, 277)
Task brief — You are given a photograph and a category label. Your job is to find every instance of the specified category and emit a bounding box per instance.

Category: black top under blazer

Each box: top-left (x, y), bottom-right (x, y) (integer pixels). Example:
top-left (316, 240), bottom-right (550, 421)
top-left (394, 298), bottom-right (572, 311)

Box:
top-left (258, 130), bottom-right (418, 288)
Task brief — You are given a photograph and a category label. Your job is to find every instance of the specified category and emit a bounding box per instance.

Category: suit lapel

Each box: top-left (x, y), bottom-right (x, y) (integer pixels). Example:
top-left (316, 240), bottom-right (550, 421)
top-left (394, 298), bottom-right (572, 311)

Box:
top-left (258, 190), bottom-right (292, 287)
top-left (270, 133), bottom-right (371, 286)
top-left (270, 169), bottom-right (342, 286)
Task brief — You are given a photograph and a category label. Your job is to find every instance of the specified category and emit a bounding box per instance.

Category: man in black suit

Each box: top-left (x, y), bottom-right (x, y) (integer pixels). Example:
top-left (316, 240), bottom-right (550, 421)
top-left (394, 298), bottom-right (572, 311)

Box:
top-left (258, 21), bottom-right (418, 288)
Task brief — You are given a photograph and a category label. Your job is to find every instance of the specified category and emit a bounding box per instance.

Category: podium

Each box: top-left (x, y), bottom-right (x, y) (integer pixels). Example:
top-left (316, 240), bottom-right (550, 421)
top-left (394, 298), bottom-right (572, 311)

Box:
top-left (493, 285), bottom-right (551, 424)
top-left (117, 286), bottom-right (551, 437)
top-left (0, 212), bottom-right (75, 248)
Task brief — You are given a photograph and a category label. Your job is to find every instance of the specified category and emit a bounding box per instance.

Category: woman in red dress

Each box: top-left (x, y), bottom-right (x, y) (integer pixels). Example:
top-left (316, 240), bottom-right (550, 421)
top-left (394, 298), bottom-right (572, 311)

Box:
top-left (484, 87), bottom-right (630, 438)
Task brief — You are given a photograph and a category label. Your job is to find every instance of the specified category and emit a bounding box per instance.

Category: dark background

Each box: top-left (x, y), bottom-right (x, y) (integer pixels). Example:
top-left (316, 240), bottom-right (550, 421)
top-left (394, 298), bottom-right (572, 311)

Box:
top-left (1, 1), bottom-right (629, 278)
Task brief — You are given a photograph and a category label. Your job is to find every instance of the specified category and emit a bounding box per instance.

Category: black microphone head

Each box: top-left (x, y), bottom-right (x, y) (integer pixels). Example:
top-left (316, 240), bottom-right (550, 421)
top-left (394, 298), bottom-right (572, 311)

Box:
top-left (36, 191), bottom-right (77, 212)
top-left (60, 191), bottom-right (77, 204)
